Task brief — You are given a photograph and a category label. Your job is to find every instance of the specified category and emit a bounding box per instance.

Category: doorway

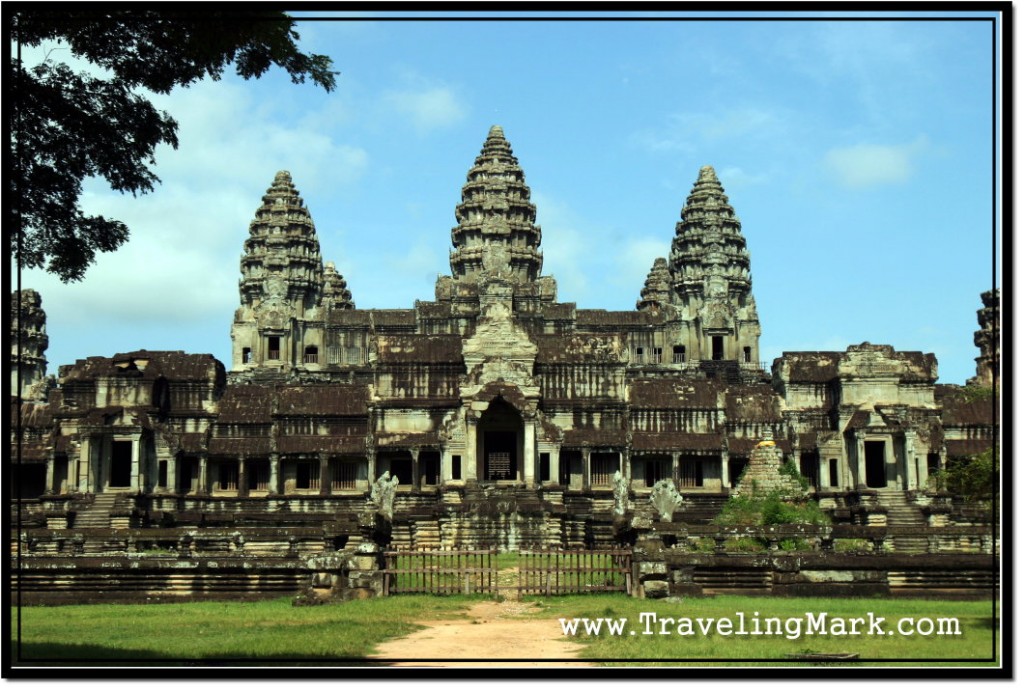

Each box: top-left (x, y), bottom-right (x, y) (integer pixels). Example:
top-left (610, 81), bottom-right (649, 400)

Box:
top-left (109, 440), bottom-right (132, 488)
top-left (712, 336), bottom-right (724, 361)
top-left (478, 398), bottom-right (523, 482)
top-left (865, 441), bottom-right (887, 488)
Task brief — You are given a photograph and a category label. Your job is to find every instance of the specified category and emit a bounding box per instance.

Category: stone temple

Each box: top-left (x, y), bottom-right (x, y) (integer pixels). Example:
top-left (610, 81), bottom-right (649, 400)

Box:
top-left (10, 126), bottom-right (999, 550)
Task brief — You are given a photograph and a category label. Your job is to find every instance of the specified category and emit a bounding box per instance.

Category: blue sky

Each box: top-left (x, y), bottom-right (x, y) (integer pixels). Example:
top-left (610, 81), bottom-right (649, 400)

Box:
top-left (14, 10), bottom-right (1001, 385)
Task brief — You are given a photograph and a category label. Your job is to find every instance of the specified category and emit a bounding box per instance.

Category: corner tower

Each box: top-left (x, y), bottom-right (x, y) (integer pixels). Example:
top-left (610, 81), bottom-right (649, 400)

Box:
top-left (10, 289), bottom-right (49, 401)
top-left (230, 171), bottom-right (354, 374)
top-left (668, 166), bottom-right (761, 365)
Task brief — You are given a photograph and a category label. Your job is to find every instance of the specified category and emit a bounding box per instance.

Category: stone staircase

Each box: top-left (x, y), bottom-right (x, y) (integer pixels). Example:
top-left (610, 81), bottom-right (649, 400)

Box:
top-left (72, 492), bottom-right (119, 529)
top-left (699, 360), bottom-right (743, 384)
top-left (874, 488), bottom-right (929, 553)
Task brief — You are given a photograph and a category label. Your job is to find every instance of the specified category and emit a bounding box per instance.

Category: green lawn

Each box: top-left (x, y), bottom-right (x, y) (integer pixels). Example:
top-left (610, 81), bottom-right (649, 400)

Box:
top-left (521, 594), bottom-right (1000, 667)
top-left (11, 593), bottom-right (1000, 669)
top-left (10, 595), bottom-right (479, 665)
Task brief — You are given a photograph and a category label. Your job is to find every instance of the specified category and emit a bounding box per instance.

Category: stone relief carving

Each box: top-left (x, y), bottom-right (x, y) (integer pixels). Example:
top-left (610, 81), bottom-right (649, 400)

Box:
top-left (612, 470), bottom-right (628, 516)
top-left (371, 471), bottom-right (400, 521)
top-left (650, 478), bottom-right (683, 522)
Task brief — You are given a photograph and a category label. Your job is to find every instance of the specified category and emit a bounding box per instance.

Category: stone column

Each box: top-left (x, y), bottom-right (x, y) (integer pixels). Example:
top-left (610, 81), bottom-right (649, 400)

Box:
top-left (238, 456), bottom-right (248, 498)
top-left (720, 449), bottom-right (730, 489)
top-left (671, 452), bottom-right (681, 486)
top-left (198, 454), bottom-right (209, 495)
top-left (465, 417), bottom-right (478, 481)
top-left (818, 453), bottom-right (829, 491)
top-left (268, 453), bottom-right (280, 496)
top-left (551, 448), bottom-right (561, 487)
top-left (410, 448), bottom-right (421, 492)
top-left (523, 420), bottom-right (536, 488)
top-left (904, 434), bottom-right (918, 491)
top-left (167, 454), bottom-right (177, 495)
top-left (319, 453), bottom-right (330, 495)
top-left (855, 434), bottom-right (867, 489)
top-left (366, 451), bottom-right (376, 487)
top-left (130, 438), bottom-right (142, 491)
top-left (583, 447), bottom-right (592, 491)
top-left (97, 437), bottom-right (108, 493)
top-left (622, 449), bottom-right (631, 489)
top-left (45, 453), bottom-right (55, 495)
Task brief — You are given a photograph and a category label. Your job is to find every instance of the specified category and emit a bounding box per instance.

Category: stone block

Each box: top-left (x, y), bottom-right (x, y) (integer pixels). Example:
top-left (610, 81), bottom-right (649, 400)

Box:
top-left (636, 561), bottom-right (668, 578)
top-left (643, 580), bottom-right (670, 598)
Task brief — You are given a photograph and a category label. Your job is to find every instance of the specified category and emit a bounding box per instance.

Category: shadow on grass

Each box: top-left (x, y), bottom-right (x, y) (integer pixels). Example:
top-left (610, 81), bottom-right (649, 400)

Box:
top-left (11, 642), bottom-right (392, 667)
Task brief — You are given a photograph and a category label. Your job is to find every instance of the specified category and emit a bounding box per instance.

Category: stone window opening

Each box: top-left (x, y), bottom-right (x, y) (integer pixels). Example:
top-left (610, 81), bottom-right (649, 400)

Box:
top-left (295, 461), bottom-right (319, 491)
top-left (267, 336), bottom-right (281, 360)
top-left (641, 457), bottom-right (671, 488)
top-left (635, 347), bottom-right (644, 364)
top-left (673, 345), bottom-right (686, 363)
top-left (451, 455), bottom-right (462, 481)
top-left (539, 453), bottom-right (551, 482)
top-left (652, 347), bottom-right (663, 364)
top-left (590, 452), bottom-right (620, 487)
top-left (242, 347), bottom-right (252, 364)
top-left (215, 461), bottom-right (239, 492)
top-left (743, 346), bottom-right (752, 363)
top-left (680, 455), bottom-right (704, 488)
top-left (330, 458), bottom-right (365, 491)
top-left (304, 345), bottom-right (319, 364)
top-left (248, 460), bottom-right (270, 492)
top-left (829, 458), bottom-right (840, 487)
top-left (420, 451), bottom-right (441, 486)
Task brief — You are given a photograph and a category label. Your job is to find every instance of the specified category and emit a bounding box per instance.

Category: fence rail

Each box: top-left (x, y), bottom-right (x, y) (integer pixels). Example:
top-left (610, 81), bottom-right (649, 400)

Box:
top-left (383, 549), bottom-right (497, 596)
top-left (518, 549), bottom-right (632, 596)
top-left (382, 548), bottom-right (633, 596)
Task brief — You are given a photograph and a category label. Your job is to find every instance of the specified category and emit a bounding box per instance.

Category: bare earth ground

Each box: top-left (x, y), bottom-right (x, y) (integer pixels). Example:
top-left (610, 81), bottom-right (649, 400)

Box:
top-left (369, 570), bottom-right (595, 668)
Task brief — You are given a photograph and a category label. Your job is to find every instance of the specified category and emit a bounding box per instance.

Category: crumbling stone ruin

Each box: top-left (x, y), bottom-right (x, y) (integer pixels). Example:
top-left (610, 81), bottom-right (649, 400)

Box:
top-left (731, 435), bottom-right (806, 499)
top-left (969, 289), bottom-right (999, 389)
top-left (9, 126), bottom-right (999, 602)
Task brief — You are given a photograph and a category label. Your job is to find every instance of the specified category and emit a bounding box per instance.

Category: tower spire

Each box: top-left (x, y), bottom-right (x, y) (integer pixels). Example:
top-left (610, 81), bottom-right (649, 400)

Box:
top-left (449, 126), bottom-right (543, 283)
top-left (667, 166), bottom-right (761, 365)
top-left (239, 171), bottom-right (324, 311)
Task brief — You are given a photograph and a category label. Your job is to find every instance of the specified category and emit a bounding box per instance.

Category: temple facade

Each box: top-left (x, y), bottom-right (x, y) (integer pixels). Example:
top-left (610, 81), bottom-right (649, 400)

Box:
top-left (9, 126), bottom-right (999, 548)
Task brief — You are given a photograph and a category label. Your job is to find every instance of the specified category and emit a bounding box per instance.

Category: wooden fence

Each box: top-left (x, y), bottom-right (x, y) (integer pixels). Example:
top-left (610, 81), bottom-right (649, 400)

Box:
top-left (518, 549), bottom-right (632, 596)
top-left (382, 549), bottom-right (497, 596)
top-left (382, 548), bottom-right (633, 596)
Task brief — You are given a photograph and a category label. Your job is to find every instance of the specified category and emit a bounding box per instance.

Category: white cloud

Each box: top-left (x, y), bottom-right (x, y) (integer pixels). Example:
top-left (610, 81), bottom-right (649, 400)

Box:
top-left (631, 106), bottom-right (786, 154)
top-left (824, 136), bottom-right (930, 188)
top-left (382, 86), bottom-right (466, 132)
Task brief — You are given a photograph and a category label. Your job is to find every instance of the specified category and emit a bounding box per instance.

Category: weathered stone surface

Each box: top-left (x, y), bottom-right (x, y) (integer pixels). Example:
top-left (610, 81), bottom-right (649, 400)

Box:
top-left (731, 435), bottom-right (806, 499)
top-left (650, 479), bottom-right (683, 522)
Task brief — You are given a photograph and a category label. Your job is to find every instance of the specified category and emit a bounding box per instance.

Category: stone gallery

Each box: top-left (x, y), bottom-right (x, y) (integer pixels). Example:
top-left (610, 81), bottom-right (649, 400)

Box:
top-left (10, 127), bottom-right (998, 598)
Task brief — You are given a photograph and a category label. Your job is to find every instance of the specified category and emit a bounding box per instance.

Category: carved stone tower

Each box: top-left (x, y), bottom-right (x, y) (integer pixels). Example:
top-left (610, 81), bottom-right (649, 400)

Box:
top-left (449, 125), bottom-right (544, 285)
top-left (10, 289), bottom-right (49, 401)
top-left (231, 171), bottom-right (331, 372)
top-left (668, 166), bottom-right (761, 365)
top-left (968, 289), bottom-right (999, 388)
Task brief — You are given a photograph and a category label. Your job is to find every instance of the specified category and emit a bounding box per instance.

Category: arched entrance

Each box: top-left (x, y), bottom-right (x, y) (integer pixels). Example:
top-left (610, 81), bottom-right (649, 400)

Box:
top-left (477, 397), bottom-right (523, 482)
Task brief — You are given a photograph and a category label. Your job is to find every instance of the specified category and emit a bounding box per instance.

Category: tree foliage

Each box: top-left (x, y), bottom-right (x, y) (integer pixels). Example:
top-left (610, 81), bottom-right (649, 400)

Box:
top-left (938, 448), bottom-right (998, 503)
top-left (10, 9), bottom-right (337, 281)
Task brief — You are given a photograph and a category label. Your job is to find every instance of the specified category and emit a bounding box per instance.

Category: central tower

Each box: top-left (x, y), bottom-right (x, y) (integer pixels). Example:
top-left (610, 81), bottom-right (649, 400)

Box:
top-left (449, 125), bottom-right (544, 284)
top-left (668, 165), bottom-right (761, 365)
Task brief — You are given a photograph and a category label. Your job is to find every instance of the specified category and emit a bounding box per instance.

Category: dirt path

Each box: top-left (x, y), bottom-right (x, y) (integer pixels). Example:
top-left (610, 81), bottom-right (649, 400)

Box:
top-left (369, 572), bottom-right (596, 667)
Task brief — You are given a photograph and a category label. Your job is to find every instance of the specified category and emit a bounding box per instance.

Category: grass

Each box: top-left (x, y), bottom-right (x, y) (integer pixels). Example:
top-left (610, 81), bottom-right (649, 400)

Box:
top-left (521, 594), bottom-right (1000, 667)
top-left (11, 595), bottom-right (479, 665)
top-left (11, 593), bottom-right (1000, 668)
